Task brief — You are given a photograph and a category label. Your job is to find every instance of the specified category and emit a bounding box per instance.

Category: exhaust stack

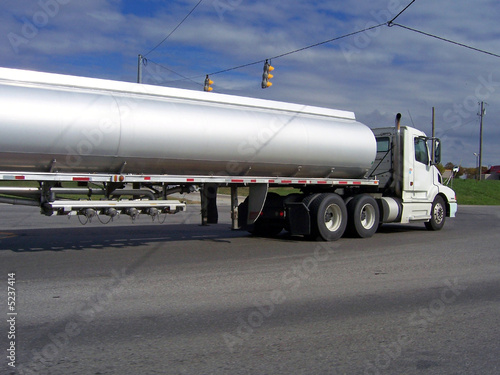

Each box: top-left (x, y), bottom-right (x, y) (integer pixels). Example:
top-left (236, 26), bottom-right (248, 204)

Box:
top-left (394, 113), bottom-right (402, 197)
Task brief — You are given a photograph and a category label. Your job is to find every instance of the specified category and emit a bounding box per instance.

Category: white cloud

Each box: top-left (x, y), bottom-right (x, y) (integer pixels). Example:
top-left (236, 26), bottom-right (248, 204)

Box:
top-left (0, 0), bottom-right (499, 166)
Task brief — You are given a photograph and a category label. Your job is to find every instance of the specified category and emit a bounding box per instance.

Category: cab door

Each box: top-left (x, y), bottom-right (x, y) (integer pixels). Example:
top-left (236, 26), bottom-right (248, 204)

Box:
top-left (410, 136), bottom-right (434, 200)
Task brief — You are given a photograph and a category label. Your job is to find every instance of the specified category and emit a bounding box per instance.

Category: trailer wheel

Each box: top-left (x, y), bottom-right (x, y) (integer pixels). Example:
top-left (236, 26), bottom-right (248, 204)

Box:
top-left (347, 195), bottom-right (380, 238)
top-left (425, 195), bottom-right (446, 231)
top-left (309, 193), bottom-right (347, 241)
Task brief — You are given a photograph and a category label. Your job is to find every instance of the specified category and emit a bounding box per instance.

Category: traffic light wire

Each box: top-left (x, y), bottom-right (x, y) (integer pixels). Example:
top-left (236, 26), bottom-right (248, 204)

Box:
top-left (174, 0), bottom-right (417, 80)
top-left (390, 23), bottom-right (500, 59)
top-left (146, 59), bottom-right (203, 86)
top-left (387, 0), bottom-right (417, 25)
top-left (205, 20), bottom-right (500, 81)
top-left (154, 22), bottom-right (386, 85)
top-left (207, 22), bottom-right (387, 76)
top-left (147, 0), bottom-right (500, 87)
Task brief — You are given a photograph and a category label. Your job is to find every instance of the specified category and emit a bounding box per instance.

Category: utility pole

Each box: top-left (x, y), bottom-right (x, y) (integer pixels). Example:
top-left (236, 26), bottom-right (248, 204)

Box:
top-left (478, 101), bottom-right (485, 180)
top-left (137, 54), bottom-right (143, 84)
top-left (473, 153), bottom-right (479, 180)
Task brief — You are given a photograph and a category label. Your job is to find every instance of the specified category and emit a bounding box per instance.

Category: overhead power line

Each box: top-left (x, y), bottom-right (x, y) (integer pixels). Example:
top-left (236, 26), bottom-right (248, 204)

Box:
top-left (159, 22), bottom-right (387, 84)
top-left (387, 0), bottom-right (417, 25)
top-left (143, 0), bottom-right (204, 58)
top-left (164, 0), bottom-right (417, 82)
top-left (272, 23), bottom-right (387, 60)
top-left (146, 59), bottom-right (202, 86)
top-left (390, 23), bottom-right (500, 59)
top-left (191, 0), bottom-right (418, 78)
top-left (207, 22), bottom-right (387, 77)
top-left (150, 0), bottom-right (500, 89)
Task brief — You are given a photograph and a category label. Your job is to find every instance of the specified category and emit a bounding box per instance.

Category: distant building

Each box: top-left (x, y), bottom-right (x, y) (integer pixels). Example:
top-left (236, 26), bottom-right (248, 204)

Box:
top-left (485, 165), bottom-right (500, 180)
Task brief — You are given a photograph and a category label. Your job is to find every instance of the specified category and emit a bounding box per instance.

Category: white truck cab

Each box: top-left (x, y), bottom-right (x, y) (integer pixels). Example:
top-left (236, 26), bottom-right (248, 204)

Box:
top-left (370, 126), bottom-right (457, 229)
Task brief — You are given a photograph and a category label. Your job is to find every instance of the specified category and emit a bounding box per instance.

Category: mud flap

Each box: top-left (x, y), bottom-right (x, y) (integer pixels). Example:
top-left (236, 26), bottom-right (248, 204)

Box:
top-left (285, 202), bottom-right (311, 235)
top-left (246, 183), bottom-right (268, 225)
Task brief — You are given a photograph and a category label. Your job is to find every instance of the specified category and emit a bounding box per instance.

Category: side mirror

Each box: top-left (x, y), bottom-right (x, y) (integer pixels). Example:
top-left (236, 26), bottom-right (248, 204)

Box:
top-left (433, 139), bottom-right (441, 165)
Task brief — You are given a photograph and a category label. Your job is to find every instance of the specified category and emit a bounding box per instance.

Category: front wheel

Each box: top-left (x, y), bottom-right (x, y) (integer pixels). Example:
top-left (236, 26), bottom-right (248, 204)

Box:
top-left (425, 195), bottom-right (446, 231)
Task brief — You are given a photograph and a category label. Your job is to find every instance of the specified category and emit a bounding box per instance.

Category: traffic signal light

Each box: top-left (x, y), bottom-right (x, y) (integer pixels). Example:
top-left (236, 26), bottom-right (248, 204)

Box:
top-left (261, 60), bottom-right (274, 88)
top-left (204, 75), bottom-right (213, 92)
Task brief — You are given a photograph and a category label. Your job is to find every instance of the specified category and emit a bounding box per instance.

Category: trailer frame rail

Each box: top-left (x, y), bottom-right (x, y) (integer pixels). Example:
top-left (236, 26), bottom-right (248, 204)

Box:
top-left (0, 171), bottom-right (379, 187)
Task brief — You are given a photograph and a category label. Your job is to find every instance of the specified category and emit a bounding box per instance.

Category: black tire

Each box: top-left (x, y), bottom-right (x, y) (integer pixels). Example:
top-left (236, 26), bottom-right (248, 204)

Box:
top-left (347, 194), bottom-right (380, 238)
top-left (308, 193), bottom-right (347, 241)
top-left (425, 195), bottom-right (446, 231)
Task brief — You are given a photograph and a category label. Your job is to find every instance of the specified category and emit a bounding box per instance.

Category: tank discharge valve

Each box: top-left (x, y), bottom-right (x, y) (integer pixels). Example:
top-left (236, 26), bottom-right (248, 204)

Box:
top-left (102, 208), bottom-right (118, 218)
top-left (81, 208), bottom-right (96, 222)
top-left (144, 207), bottom-right (159, 221)
top-left (124, 207), bottom-right (139, 221)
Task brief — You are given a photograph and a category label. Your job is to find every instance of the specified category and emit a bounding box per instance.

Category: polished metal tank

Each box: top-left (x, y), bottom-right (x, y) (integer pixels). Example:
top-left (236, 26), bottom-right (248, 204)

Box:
top-left (0, 67), bottom-right (376, 179)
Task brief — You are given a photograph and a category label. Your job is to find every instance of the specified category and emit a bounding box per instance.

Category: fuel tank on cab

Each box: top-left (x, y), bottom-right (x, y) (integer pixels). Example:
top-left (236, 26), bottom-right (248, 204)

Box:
top-left (0, 67), bottom-right (376, 179)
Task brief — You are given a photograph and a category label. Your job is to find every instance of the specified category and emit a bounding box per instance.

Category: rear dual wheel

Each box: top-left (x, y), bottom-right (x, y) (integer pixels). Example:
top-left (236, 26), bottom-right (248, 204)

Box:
top-left (307, 193), bottom-right (347, 241)
top-left (241, 192), bottom-right (380, 241)
top-left (346, 194), bottom-right (380, 238)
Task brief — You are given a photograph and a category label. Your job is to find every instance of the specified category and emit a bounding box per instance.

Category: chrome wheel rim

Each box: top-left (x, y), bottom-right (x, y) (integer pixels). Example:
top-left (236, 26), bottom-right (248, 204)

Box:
top-left (434, 203), bottom-right (444, 224)
top-left (324, 204), bottom-right (342, 232)
top-left (360, 203), bottom-right (376, 229)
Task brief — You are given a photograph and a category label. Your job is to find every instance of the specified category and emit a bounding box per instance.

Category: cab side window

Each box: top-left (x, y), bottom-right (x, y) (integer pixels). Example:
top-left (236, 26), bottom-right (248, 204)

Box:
top-left (414, 137), bottom-right (429, 165)
top-left (376, 137), bottom-right (390, 153)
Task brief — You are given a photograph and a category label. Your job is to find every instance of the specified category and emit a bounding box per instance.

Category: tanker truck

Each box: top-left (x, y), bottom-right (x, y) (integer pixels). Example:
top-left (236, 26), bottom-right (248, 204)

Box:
top-left (0, 67), bottom-right (457, 241)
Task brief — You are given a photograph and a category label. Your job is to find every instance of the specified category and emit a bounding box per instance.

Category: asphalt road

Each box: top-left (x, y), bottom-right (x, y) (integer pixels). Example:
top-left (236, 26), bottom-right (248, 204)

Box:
top-left (1, 204), bottom-right (499, 375)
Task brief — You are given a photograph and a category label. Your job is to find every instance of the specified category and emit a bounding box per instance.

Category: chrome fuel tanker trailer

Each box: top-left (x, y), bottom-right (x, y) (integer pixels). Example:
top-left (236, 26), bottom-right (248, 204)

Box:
top-left (0, 67), bottom-right (457, 240)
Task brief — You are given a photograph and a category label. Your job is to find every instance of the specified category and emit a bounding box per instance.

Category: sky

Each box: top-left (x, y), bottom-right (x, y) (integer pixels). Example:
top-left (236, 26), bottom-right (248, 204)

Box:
top-left (1, 0), bottom-right (499, 168)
